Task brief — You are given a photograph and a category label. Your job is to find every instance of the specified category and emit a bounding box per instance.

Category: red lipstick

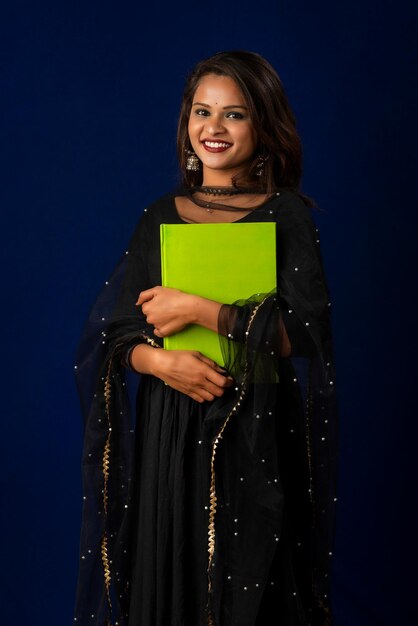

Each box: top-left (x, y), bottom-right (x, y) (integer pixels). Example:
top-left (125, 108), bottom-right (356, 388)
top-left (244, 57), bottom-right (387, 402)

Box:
top-left (201, 139), bottom-right (232, 153)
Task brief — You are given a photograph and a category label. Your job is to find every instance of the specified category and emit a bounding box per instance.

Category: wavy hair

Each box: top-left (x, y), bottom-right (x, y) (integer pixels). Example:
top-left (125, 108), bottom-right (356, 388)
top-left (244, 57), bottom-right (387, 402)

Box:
top-left (177, 50), bottom-right (313, 204)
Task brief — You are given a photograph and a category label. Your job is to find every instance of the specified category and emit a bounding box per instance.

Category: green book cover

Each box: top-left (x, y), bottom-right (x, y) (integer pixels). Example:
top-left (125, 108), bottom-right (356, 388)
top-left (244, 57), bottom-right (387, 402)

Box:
top-left (160, 222), bottom-right (276, 366)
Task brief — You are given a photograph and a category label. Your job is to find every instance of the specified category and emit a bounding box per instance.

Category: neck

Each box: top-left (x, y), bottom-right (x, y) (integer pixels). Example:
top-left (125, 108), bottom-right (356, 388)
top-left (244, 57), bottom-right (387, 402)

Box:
top-left (201, 166), bottom-right (244, 188)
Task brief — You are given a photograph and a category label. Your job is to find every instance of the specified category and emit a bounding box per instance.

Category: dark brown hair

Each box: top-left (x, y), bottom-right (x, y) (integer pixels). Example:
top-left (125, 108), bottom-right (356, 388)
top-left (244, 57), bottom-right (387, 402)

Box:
top-left (177, 50), bottom-right (313, 203)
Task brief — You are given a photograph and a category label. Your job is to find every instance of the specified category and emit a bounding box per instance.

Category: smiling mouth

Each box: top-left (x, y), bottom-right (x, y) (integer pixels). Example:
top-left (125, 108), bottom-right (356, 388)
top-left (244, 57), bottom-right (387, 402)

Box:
top-left (202, 140), bottom-right (232, 152)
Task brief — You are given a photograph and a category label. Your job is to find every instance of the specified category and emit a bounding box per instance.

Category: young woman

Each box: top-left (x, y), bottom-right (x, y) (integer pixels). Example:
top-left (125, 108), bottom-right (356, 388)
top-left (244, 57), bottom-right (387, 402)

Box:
top-left (73, 50), bottom-right (339, 626)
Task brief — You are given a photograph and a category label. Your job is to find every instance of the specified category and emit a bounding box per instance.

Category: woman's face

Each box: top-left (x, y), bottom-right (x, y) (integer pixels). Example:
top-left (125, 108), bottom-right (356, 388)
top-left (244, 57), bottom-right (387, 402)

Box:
top-left (188, 73), bottom-right (257, 184)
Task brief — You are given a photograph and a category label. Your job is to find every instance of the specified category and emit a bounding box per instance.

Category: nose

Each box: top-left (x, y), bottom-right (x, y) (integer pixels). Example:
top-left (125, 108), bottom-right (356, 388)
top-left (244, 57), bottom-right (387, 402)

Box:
top-left (204, 114), bottom-right (226, 135)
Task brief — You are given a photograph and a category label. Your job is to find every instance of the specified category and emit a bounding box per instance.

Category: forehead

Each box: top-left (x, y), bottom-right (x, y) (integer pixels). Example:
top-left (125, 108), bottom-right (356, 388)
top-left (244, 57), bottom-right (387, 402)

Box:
top-left (192, 73), bottom-right (246, 104)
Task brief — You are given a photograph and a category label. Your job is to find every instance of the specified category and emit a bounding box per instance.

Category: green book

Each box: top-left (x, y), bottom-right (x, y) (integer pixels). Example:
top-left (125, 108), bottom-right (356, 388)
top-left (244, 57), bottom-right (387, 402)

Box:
top-left (160, 222), bottom-right (277, 366)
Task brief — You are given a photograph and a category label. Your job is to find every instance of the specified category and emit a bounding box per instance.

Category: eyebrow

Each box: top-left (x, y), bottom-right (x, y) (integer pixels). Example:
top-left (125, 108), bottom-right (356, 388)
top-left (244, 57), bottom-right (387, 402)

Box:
top-left (192, 102), bottom-right (248, 110)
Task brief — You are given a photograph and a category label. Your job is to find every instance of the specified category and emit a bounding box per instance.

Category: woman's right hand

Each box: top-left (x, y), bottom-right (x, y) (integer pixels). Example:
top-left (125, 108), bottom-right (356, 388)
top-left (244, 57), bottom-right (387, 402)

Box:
top-left (152, 349), bottom-right (234, 403)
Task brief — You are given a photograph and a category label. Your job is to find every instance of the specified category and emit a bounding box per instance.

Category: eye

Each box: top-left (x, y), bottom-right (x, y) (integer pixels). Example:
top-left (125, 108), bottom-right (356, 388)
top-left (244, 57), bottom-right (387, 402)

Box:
top-left (194, 108), bottom-right (210, 117)
top-left (226, 111), bottom-right (245, 119)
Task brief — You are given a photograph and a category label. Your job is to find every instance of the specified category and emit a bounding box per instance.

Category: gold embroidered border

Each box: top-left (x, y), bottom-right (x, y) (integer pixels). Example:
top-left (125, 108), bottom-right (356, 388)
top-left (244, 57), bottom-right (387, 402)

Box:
top-left (206, 297), bottom-right (268, 624)
top-left (143, 335), bottom-right (161, 349)
top-left (101, 358), bottom-right (113, 614)
top-left (100, 334), bottom-right (161, 623)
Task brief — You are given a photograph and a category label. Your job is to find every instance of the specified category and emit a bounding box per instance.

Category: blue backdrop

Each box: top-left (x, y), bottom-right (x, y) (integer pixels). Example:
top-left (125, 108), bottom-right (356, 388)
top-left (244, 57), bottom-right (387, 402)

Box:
top-left (1, 1), bottom-right (417, 625)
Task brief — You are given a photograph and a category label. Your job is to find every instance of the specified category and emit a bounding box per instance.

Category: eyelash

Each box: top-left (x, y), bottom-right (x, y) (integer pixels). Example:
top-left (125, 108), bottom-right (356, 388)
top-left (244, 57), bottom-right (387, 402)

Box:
top-left (194, 109), bottom-right (245, 120)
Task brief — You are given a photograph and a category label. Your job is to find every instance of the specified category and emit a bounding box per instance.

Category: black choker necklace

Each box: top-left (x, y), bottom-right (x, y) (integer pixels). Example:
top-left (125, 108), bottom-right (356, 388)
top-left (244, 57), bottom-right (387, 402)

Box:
top-left (192, 185), bottom-right (264, 196)
top-left (184, 187), bottom-right (275, 215)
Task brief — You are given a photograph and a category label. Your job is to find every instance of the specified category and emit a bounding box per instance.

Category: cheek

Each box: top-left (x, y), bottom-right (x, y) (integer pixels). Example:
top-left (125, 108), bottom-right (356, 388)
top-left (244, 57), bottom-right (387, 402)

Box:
top-left (188, 116), bottom-right (201, 134)
top-left (237, 126), bottom-right (257, 155)
top-left (187, 118), bottom-right (201, 148)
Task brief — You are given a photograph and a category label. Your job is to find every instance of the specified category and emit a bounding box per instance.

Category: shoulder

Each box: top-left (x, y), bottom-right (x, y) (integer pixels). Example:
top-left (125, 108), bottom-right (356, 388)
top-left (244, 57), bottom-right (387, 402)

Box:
top-left (139, 189), bottom-right (178, 225)
top-left (127, 189), bottom-right (178, 248)
top-left (275, 189), bottom-right (319, 231)
top-left (275, 189), bottom-right (313, 216)
top-left (273, 190), bottom-right (322, 263)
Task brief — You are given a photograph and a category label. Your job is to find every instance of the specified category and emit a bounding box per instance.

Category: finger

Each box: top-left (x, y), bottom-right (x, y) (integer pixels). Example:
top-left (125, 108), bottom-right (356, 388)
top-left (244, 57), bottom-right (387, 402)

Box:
top-left (197, 356), bottom-right (229, 377)
top-left (201, 380), bottom-right (226, 398)
top-left (196, 388), bottom-right (216, 402)
top-left (162, 377), bottom-right (206, 403)
top-left (192, 354), bottom-right (232, 387)
top-left (152, 324), bottom-right (167, 338)
top-left (136, 289), bottom-right (155, 306)
top-left (196, 352), bottom-right (226, 373)
top-left (205, 369), bottom-right (233, 389)
top-left (153, 323), bottom-right (180, 338)
top-left (189, 391), bottom-right (205, 403)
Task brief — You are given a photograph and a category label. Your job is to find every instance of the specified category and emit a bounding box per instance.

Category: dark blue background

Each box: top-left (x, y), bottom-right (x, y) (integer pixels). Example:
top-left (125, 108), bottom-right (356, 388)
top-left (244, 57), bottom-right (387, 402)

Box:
top-left (1, 1), bottom-right (417, 625)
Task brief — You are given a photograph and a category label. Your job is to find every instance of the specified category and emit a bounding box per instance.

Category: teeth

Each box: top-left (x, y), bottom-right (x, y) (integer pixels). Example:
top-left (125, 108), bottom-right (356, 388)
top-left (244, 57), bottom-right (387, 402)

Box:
top-left (204, 141), bottom-right (231, 148)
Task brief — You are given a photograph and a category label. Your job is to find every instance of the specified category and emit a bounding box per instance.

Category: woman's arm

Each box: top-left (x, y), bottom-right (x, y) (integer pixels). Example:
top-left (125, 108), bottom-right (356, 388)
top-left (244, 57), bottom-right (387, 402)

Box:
top-left (136, 286), bottom-right (292, 356)
top-left (136, 286), bottom-right (221, 336)
top-left (129, 342), bottom-right (233, 403)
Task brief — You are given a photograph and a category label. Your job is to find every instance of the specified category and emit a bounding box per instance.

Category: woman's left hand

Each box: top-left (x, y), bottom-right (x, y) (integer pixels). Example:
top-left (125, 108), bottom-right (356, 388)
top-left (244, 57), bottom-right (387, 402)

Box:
top-left (136, 286), bottom-right (197, 338)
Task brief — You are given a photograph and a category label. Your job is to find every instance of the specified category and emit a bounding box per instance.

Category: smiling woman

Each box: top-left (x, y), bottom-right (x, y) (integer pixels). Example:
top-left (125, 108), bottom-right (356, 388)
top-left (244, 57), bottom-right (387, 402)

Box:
top-left (187, 74), bottom-right (257, 185)
top-left (73, 50), bottom-right (339, 626)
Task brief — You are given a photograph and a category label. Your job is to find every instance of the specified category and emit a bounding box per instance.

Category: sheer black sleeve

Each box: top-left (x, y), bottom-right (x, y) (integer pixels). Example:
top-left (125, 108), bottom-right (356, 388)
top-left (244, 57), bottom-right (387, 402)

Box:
top-left (217, 193), bottom-right (331, 368)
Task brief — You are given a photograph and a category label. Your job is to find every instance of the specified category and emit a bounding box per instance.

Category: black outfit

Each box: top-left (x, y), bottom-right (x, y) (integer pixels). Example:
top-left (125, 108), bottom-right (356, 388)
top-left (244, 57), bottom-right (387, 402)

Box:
top-left (73, 189), bottom-right (339, 626)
